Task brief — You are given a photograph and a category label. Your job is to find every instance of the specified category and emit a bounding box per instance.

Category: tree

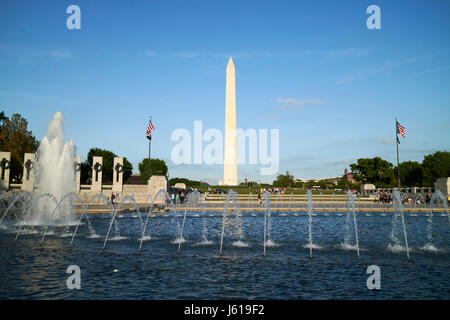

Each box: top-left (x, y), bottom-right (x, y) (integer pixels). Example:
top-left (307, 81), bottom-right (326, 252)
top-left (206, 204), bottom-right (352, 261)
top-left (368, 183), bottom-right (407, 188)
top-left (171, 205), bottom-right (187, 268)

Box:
top-left (350, 157), bottom-right (395, 188)
top-left (293, 181), bottom-right (304, 188)
top-left (0, 111), bottom-right (5, 126)
top-left (421, 151), bottom-right (450, 187)
top-left (138, 158), bottom-right (168, 182)
top-left (337, 179), bottom-right (352, 190)
top-left (0, 112), bottom-right (39, 183)
top-left (273, 171), bottom-right (295, 188)
top-left (80, 148), bottom-right (133, 184)
top-left (169, 177), bottom-right (209, 188)
top-left (395, 161), bottom-right (423, 187)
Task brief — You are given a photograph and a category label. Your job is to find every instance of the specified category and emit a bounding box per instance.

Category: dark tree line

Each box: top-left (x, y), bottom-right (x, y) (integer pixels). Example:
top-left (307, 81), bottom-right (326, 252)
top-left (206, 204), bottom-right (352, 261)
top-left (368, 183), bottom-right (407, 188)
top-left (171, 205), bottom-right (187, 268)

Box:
top-left (350, 152), bottom-right (450, 188)
top-left (0, 112), bottom-right (39, 183)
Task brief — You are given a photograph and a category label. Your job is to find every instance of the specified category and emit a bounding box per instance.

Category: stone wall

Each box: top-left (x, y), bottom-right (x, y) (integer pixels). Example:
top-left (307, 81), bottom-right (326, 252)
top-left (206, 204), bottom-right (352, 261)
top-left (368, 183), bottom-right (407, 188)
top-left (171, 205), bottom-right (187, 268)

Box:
top-left (435, 177), bottom-right (450, 197)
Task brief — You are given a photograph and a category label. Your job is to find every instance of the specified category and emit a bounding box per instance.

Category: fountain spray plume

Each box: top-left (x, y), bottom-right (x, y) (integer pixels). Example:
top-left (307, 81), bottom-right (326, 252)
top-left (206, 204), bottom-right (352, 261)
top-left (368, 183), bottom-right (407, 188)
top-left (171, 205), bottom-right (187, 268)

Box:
top-left (177, 191), bottom-right (199, 254)
top-left (262, 191), bottom-right (277, 256)
top-left (348, 191), bottom-right (360, 260)
top-left (219, 190), bottom-right (237, 257)
top-left (32, 112), bottom-right (76, 225)
top-left (307, 189), bottom-right (314, 259)
top-left (392, 190), bottom-right (410, 261)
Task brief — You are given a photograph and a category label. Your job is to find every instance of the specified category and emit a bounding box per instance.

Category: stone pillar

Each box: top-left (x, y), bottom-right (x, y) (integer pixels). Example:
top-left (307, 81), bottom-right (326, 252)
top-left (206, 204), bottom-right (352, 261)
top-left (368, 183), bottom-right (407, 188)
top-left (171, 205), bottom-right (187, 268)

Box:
top-left (22, 153), bottom-right (35, 193)
top-left (435, 177), bottom-right (450, 198)
top-left (113, 157), bottom-right (124, 193)
top-left (75, 155), bottom-right (81, 194)
top-left (91, 156), bottom-right (103, 192)
top-left (0, 152), bottom-right (11, 191)
top-left (148, 175), bottom-right (167, 205)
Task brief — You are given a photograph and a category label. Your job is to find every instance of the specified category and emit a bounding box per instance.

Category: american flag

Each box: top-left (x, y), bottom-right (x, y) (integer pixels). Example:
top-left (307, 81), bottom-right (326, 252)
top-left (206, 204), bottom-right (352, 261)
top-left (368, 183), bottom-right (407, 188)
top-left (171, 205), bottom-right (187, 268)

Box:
top-left (146, 119), bottom-right (155, 140)
top-left (396, 121), bottom-right (405, 138)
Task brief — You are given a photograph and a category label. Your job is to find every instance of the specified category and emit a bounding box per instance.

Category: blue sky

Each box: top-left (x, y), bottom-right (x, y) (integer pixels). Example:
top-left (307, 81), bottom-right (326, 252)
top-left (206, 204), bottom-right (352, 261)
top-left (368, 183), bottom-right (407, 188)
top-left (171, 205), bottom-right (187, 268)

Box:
top-left (1, 0), bottom-right (449, 184)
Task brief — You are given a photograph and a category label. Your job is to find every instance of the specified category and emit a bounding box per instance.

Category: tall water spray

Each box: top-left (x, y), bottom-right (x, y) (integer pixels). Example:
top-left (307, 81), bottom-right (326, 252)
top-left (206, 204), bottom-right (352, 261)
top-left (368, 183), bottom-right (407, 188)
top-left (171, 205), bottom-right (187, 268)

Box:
top-left (388, 190), bottom-right (410, 260)
top-left (306, 189), bottom-right (314, 259)
top-left (343, 190), bottom-right (360, 259)
top-left (31, 112), bottom-right (76, 225)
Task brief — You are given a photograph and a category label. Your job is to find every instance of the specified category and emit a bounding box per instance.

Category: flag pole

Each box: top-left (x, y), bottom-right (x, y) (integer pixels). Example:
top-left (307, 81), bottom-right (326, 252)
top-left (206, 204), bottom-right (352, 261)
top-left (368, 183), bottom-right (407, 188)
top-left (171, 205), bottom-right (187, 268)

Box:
top-left (148, 116), bottom-right (152, 183)
top-left (395, 118), bottom-right (410, 262)
top-left (395, 117), bottom-right (401, 190)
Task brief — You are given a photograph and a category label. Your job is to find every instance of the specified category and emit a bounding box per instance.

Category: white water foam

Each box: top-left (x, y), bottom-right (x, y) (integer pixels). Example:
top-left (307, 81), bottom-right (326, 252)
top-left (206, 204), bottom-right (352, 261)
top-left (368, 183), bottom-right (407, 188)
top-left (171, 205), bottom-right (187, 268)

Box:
top-left (340, 242), bottom-right (360, 251)
top-left (59, 233), bottom-right (74, 238)
top-left (195, 240), bottom-right (214, 246)
top-left (171, 237), bottom-right (186, 244)
top-left (303, 243), bottom-right (323, 250)
top-left (264, 239), bottom-right (279, 248)
top-left (387, 243), bottom-right (409, 253)
top-left (108, 236), bottom-right (128, 241)
top-left (420, 243), bottom-right (440, 253)
top-left (138, 235), bottom-right (151, 242)
top-left (232, 240), bottom-right (250, 247)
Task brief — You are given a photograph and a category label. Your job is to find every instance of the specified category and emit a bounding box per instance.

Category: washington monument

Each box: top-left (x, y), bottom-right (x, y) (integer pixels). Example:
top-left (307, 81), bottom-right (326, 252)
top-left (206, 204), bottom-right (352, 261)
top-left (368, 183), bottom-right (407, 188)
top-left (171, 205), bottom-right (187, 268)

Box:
top-left (223, 57), bottom-right (238, 186)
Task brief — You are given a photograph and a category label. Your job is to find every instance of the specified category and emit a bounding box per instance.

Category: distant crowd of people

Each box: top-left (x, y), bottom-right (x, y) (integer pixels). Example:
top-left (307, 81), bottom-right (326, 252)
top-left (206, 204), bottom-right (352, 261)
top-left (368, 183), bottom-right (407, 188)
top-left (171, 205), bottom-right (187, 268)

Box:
top-left (374, 191), bottom-right (433, 204)
top-left (165, 190), bottom-right (186, 204)
top-left (261, 187), bottom-right (287, 194)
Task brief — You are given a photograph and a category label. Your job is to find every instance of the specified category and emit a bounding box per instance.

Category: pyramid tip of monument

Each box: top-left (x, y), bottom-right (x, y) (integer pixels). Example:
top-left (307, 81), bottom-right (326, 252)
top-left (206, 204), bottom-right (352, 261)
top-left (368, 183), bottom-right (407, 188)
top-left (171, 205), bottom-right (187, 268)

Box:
top-left (227, 56), bottom-right (234, 64)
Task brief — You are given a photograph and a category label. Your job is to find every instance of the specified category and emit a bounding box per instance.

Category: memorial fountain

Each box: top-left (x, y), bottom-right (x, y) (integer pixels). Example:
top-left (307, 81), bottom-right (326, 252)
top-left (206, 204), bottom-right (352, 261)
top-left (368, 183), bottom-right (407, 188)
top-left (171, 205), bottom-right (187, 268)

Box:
top-left (0, 112), bottom-right (450, 299)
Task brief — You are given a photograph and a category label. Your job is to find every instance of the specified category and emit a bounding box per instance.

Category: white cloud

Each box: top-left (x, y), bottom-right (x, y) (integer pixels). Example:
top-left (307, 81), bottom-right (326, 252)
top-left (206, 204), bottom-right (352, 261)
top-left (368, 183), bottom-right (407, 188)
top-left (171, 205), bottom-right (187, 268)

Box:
top-left (301, 47), bottom-right (369, 58)
top-left (0, 45), bottom-right (77, 63)
top-left (276, 98), bottom-right (325, 110)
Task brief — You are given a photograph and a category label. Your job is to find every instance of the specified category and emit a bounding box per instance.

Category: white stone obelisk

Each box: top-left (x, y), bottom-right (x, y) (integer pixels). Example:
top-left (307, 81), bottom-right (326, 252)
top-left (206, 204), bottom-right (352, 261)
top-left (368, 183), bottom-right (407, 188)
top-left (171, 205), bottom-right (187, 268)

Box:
top-left (223, 57), bottom-right (238, 186)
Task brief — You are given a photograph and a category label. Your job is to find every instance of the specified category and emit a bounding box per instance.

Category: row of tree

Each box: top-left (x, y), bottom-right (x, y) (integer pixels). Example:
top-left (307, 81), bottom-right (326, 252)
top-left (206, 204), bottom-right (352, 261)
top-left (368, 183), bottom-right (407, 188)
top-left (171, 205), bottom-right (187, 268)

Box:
top-left (349, 152), bottom-right (450, 188)
top-left (169, 177), bottom-right (210, 188)
top-left (272, 171), bottom-right (357, 190)
top-left (272, 152), bottom-right (450, 189)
